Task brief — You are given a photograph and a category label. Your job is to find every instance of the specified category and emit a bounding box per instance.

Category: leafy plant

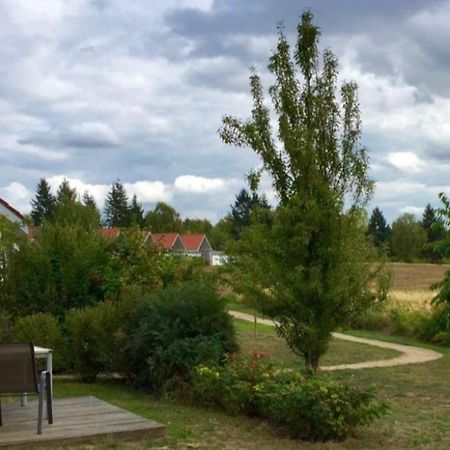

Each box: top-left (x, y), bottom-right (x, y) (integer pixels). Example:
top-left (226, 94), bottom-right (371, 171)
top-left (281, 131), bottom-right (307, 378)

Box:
top-left (124, 282), bottom-right (237, 392)
top-left (193, 354), bottom-right (388, 441)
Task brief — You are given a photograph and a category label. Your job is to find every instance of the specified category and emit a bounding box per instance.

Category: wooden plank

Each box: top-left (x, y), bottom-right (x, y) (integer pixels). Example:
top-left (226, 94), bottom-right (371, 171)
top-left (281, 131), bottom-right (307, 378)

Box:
top-left (0, 396), bottom-right (165, 448)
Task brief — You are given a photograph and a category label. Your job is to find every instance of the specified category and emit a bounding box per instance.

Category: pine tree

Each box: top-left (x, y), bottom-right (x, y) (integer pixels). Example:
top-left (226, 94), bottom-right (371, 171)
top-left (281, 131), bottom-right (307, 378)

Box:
top-left (30, 178), bottom-right (56, 226)
top-left (129, 194), bottom-right (145, 227)
top-left (56, 179), bottom-right (77, 205)
top-left (230, 189), bottom-right (271, 239)
top-left (104, 180), bottom-right (131, 227)
top-left (368, 207), bottom-right (390, 248)
top-left (82, 191), bottom-right (98, 211)
top-left (422, 203), bottom-right (445, 243)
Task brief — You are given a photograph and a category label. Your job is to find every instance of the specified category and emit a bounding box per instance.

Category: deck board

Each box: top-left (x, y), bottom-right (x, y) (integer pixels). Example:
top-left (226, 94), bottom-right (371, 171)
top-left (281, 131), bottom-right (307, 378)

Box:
top-left (0, 396), bottom-right (165, 448)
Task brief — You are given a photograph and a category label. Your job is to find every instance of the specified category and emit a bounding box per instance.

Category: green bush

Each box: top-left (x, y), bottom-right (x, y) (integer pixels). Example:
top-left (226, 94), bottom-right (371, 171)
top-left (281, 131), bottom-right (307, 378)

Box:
top-left (65, 300), bottom-right (133, 382)
top-left (0, 310), bottom-right (12, 342)
top-left (349, 304), bottom-right (431, 340)
top-left (12, 313), bottom-right (66, 371)
top-left (193, 354), bottom-right (388, 441)
top-left (124, 282), bottom-right (237, 392)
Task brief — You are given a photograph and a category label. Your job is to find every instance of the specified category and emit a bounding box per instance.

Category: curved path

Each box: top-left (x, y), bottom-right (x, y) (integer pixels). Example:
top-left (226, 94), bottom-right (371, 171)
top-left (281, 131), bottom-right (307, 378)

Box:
top-left (230, 310), bottom-right (443, 371)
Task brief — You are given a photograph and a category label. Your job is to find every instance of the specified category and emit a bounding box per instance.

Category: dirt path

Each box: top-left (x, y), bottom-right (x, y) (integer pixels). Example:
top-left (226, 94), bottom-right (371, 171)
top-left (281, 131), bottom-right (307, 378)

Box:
top-left (230, 310), bottom-right (443, 371)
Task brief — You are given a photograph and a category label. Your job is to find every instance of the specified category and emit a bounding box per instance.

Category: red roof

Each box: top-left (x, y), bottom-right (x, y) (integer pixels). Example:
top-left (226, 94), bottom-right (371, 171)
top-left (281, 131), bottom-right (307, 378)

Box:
top-left (101, 227), bottom-right (120, 239)
top-left (151, 233), bottom-right (180, 249)
top-left (0, 197), bottom-right (24, 220)
top-left (180, 234), bottom-right (207, 252)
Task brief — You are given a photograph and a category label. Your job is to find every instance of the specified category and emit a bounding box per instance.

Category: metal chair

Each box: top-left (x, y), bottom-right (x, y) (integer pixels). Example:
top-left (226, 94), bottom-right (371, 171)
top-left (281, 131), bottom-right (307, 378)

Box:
top-left (0, 343), bottom-right (53, 434)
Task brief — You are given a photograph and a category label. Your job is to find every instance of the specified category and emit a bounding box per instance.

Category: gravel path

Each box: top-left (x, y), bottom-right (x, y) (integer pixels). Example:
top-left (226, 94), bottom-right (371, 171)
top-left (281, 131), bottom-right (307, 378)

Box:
top-left (230, 310), bottom-right (443, 371)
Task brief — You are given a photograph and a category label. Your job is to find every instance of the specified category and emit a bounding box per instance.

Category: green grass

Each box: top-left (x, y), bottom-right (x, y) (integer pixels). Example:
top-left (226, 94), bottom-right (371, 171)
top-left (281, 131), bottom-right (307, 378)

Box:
top-left (234, 318), bottom-right (401, 367)
top-left (46, 320), bottom-right (450, 449)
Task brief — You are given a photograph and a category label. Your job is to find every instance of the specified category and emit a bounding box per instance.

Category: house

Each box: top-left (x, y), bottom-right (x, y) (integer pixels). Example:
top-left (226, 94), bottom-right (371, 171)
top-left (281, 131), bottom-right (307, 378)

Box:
top-left (150, 233), bottom-right (186, 253)
top-left (0, 196), bottom-right (28, 234)
top-left (101, 227), bottom-right (121, 239)
top-left (180, 234), bottom-right (213, 262)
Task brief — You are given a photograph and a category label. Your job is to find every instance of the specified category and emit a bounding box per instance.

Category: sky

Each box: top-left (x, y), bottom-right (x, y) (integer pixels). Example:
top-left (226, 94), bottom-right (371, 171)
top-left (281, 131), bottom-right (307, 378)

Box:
top-left (1, 0), bottom-right (450, 223)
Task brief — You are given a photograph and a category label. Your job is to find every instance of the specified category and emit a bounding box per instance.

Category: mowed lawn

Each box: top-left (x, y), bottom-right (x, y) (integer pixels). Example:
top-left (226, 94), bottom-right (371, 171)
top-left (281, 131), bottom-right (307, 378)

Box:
top-left (50, 319), bottom-right (450, 450)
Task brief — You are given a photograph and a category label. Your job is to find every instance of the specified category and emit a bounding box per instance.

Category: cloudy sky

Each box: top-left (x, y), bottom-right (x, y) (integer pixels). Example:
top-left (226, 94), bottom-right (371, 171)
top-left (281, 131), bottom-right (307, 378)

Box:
top-left (1, 0), bottom-right (450, 222)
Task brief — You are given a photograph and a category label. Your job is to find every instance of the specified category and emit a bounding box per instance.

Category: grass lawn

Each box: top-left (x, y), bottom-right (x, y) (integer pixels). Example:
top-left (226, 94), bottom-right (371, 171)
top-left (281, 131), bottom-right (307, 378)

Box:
top-left (49, 320), bottom-right (450, 449)
top-left (234, 318), bottom-right (401, 367)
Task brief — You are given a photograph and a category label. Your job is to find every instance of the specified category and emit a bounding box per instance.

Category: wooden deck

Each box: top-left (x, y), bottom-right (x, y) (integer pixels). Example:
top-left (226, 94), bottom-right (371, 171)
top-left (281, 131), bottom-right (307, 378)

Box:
top-left (0, 396), bottom-right (165, 448)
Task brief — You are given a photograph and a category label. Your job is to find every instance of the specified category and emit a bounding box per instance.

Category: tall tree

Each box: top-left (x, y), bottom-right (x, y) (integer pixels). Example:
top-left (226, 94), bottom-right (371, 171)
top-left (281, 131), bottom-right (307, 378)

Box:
top-left (145, 202), bottom-right (182, 232)
top-left (82, 191), bottom-right (98, 211)
top-left (422, 204), bottom-right (445, 243)
top-left (56, 179), bottom-right (77, 205)
top-left (104, 180), bottom-right (131, 227)
top-left (230, 189), bottom-right (271, 239)
top-left (30, 178), bottom-right (56, 226)
top-left (368, 207), bottom-right (390, 249)
top-left (129, 194), bottom-right (145, 228)
top-left (219, 11), bottom-right (387, 371)
top-left (391, 213), bottom-right (427, 262)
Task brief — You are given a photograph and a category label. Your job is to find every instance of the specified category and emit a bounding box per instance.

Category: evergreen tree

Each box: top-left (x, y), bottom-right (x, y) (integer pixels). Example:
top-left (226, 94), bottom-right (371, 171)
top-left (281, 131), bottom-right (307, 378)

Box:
top-left (230, 189), bottom-right (271, 239)
top-left (422, 203), bottom-right (445, 243)
top-left (30, 178), bottom-right (56, 226)
top-left (368, 207), bottom-right (390, 248)
top-left (129, 194), bottom-right (145, 227)
top-left (104, 180), bottom-right (131, 227)
top-left (82, 191), bottom-right (98, 211)
top-left (56, 179), bottom-right (77, 205)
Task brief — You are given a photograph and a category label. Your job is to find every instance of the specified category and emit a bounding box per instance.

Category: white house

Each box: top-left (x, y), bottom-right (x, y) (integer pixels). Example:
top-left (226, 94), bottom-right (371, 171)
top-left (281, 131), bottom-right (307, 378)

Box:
top-left (0, 197), bottom-right (28, 234)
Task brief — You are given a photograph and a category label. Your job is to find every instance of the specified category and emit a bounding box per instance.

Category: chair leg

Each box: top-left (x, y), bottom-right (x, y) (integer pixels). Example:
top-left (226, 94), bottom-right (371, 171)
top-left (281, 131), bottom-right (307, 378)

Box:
top-left (46, 372), bottom-right (53, 425)
top-left (37, 372), bottom-right (46, 434)
top-left (0, 397), bottom-right (2, 426)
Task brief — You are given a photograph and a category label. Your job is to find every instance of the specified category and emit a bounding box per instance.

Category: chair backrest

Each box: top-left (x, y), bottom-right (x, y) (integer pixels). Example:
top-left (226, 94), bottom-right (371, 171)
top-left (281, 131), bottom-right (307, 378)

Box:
top-left (0, 343), bottom-right (38, 394)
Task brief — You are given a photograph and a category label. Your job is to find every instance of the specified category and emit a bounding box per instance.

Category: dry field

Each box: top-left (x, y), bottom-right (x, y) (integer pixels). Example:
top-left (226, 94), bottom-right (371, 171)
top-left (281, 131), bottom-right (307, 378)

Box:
top-left (388, 263), bottom-right (450, 310)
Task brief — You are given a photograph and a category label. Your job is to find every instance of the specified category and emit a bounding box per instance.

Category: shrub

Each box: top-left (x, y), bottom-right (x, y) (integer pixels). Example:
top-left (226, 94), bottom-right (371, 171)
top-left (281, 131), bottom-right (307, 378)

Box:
top-left (193, 354), bottom-right (388, 441)
top-left (12, 313), bottom-right (66, 371)
top-left (65, 300), bottom-right (134, 382)
top-left (0, 310), bottom-right (12, 342)
top-left (124, 282), bottom-right (237, 392)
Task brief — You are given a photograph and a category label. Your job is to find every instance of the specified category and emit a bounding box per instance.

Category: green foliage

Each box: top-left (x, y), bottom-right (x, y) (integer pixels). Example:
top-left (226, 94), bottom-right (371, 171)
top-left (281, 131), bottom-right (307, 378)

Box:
top-left (390, 213), bottom-right (427, 262)
top-left (350, 303), bottom-right (430, 339)
top-left (145, 201), bottom-right (182, 232)
top-left (219, 11), bottom-right (386, 371)
top-left (104, 180), bottom-right (131, 227)
top-left (65, 300), bottom-right (134, 382)
top-left (4, 221), bottom-right (109, 318)
top-left (129, 194), bottom-right (145, 227)
top-left (368, 207), bottom-right (391, 250)
top-left (229, 189), bottom-right (271, 240)
top-left (103, 227), bottom-right (163, 300)
top-left (193, 354), bottom-right (388, 441)
top-left (0, 310), bottom-right (12, 342)
top-left (30, 178), bottom-right (56, 226)
top-left (12, 313), bottom-right (66, 371)
top-left (124, 283), bottom-right (237, 392)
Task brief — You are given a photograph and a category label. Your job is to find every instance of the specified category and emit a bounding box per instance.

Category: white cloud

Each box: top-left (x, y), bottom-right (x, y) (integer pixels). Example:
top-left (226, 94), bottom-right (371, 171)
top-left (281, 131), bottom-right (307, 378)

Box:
top-left (174, 175), bottom-right (226, 193)
top-left (399, 205), bottom-right (425, 216)
top-left (125, 181), bottom-right (172, 203)
top-left (0, 182), bottom-right (32, 213)
top-left (386, 152), bottom-right (425, 173)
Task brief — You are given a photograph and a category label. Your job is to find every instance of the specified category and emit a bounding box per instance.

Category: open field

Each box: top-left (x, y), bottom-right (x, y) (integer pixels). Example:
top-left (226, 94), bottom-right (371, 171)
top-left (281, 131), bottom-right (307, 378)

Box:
top-left (389, 263), bottom-right (450, 291)
top-left (41, 320), bottom-right (450, 450)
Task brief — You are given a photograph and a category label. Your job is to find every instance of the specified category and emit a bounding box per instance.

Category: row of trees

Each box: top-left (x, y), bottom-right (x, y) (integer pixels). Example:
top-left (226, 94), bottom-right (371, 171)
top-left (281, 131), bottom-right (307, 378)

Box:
top-left (29, 178), bottom-right (271, 250)
top-left (368, 205), bottom-right (446, 262)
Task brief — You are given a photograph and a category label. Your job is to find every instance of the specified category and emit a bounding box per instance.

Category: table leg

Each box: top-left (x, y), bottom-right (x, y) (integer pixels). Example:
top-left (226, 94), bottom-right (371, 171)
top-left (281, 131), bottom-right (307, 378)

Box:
top-left (20, 394), bottom-right (28, 407)
top-left (47, 352), bottom-right (53, 401)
